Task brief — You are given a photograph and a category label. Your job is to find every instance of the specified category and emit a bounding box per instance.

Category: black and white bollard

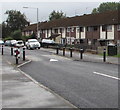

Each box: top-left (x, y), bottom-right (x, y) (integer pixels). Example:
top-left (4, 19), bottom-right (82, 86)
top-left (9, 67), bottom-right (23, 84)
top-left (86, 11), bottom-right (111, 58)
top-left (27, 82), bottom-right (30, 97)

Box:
top-left (1, 45), bottom-right (3, 55)
top-left (23, 47), bottom-right (25, 61)
top-left (63, 47), bottom-right (65, 56)
top-left (14, 47), bottom-right (20, 64)
top-left (103, 48), bottom-right (106, 62)
top-left (80, 48), bottom-right (84, 59)
top-left (11, 47), bottom-right (13, 56)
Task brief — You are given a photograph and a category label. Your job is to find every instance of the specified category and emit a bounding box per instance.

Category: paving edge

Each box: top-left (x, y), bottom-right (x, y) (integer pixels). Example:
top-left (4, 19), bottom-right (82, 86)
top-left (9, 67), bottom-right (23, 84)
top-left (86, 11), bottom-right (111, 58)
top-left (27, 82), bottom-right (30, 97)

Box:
top-left (16, 60), bottom-right (77, 108)
top-left (18, 69), bottom-right (77, 109)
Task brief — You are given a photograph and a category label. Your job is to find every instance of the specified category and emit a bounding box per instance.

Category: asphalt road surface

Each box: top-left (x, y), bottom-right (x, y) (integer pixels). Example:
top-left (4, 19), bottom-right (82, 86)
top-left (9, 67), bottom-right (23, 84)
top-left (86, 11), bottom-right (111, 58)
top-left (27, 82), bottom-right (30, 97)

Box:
top-left (16, 48), bottom-right (119, 108)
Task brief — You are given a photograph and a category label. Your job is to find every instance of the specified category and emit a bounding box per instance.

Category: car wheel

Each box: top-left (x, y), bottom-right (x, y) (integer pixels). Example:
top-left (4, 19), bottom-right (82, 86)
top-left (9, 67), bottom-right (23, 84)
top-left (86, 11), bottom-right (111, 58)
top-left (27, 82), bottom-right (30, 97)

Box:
top-left (38, 47), bottom-right (40, 49)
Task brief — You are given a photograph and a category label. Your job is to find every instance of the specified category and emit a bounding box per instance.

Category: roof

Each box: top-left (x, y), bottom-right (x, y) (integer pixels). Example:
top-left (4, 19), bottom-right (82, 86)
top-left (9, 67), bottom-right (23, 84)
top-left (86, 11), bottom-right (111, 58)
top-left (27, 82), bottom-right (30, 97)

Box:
top-left (39, 10), bottom-right (120, 29)
top-left (23, 23), bottom-right (37, 31)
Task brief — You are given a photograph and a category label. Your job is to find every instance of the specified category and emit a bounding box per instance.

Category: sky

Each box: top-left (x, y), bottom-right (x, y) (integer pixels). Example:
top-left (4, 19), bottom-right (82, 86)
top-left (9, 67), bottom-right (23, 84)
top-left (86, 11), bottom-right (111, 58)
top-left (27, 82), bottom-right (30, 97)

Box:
top-left (1, 0), bottom-right (120, 24)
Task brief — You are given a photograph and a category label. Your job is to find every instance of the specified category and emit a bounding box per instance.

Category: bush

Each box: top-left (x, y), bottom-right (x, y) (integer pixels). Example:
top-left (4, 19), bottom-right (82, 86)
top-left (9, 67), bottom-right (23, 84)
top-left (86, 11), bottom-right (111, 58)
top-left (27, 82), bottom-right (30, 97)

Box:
top-left (4, 36), bottom-right (13, 41)
top-left (21, 35), bottom-right (33, 42)
top-left (11, 30), bottom-right (22, 40)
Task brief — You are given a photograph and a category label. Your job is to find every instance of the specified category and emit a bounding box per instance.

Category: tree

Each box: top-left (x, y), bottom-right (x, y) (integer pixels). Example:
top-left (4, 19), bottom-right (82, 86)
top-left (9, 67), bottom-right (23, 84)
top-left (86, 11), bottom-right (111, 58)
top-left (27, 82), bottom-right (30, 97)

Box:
top-left (5, 10), bottom-right (28, 32)
top-left (11, 30), bottom-right (22, 40)
top-left (2, 22), bottom-right (11, 38)
top-left (49, 10), bottom-right (66, 21)
top-left (92, 2), bottom-right (120, 14)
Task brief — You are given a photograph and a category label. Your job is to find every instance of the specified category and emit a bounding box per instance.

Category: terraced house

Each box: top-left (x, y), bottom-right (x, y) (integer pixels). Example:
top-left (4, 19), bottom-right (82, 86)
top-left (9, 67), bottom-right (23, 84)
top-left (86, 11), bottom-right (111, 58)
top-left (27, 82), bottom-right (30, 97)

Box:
top-left (23, 10), bottom-right (120, 50)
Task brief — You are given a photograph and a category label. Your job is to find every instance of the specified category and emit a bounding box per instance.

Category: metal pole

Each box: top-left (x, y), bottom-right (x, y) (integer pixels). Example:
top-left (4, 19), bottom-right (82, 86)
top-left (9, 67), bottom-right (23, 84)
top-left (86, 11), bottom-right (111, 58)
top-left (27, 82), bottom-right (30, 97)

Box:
top-left (70, 48), bottom-right (72, 57)
top-left (56, 46), bottom-right (59, 55)
top-left (63, 47), bottom-right (65, 56)
top-left (80, 48), bottom-right (83, 59)
top-left (103, 48), bottom-right (106, 62)
top-left (11, 47), bottom-right (13, 56)
top-left (2, 45), bottom-right (3, 55)
top-left (23, 47), bottom-right (25, 61)
top-left (16, 56), bottom-right (18, 64)
top-left (37, 8), bottom-right (39, 40)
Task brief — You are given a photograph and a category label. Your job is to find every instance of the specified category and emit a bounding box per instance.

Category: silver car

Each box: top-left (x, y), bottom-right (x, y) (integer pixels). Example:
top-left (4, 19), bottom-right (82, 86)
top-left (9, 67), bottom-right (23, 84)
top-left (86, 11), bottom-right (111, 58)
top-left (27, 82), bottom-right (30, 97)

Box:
top-left (26, 39), bottom-right (41, 49)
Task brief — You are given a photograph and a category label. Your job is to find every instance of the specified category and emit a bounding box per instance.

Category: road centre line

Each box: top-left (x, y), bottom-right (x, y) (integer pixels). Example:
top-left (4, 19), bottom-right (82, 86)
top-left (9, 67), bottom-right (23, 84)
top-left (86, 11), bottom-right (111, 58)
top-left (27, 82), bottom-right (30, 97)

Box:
top-left (93, 72), bottom-right (120, 80)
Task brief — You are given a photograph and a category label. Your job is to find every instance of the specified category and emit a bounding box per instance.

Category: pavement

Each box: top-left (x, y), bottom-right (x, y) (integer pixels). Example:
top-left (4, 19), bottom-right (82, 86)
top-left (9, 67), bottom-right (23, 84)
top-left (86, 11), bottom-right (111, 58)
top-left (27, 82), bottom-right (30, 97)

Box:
top-left (40, 47), bottom-right (119, 65)
top-left (1, 47), bottom-right (76, 108)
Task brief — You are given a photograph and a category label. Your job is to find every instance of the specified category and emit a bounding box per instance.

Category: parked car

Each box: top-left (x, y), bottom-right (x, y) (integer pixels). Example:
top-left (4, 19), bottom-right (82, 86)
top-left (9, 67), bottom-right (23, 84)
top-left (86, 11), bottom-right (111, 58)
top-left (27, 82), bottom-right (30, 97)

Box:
top-left (26, 39), bottom-right (41, 49)
top-left (11, 40), bottom-right (17, 46)
top-left (4, 40), bottom-right (11, 46)
top-left (15, 40), bottom-right (24, 47)
top-left (0, 40), bottom-right (4, 45)
top-left (41, 39), bottom-right (55, 47)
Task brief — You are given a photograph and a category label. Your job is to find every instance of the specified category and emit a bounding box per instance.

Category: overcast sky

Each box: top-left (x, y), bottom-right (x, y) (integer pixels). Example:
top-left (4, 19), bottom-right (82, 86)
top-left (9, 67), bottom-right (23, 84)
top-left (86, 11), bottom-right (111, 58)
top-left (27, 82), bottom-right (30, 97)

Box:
top-left (1, 0), bottom-right (120, 24)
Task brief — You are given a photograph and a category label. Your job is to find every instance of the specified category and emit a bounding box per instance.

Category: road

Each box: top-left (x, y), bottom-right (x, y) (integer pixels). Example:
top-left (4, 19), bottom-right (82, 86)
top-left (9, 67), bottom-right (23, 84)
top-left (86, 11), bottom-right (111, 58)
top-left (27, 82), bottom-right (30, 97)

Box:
top-left (5, 47), bottom-right (118, 108)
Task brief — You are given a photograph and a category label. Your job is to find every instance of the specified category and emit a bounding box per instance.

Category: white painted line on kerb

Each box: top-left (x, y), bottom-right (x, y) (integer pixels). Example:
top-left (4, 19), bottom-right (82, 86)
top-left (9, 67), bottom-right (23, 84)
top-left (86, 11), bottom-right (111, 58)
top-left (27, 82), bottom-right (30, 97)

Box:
top-left (93, 72), bottom-right (120, 80)
top-left (17, 60), bottom-right (32, 68)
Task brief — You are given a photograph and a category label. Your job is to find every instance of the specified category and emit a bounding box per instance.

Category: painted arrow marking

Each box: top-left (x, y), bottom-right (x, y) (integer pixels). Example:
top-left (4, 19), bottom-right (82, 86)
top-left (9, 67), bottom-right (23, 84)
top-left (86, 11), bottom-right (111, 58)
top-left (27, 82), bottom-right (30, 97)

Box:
top-left (50, 59), bottom-right (58, 62)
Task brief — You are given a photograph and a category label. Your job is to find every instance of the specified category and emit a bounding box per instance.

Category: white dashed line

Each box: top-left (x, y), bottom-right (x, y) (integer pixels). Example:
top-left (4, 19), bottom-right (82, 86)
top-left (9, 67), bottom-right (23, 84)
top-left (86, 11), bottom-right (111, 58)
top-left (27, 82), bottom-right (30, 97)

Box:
top-left (93, 72), bottom-right (120, 80)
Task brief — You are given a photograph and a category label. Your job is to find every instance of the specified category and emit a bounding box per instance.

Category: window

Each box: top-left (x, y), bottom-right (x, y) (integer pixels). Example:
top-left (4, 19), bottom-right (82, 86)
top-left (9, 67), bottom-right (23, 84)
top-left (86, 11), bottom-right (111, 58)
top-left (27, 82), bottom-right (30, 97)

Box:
top-left (93, 26), bottom-right (98, 31)
top-left (54, 29), bottom-right (58, 33)
top-left (67, 27), bottom-right (71, 32)
top-left (107, 25), bottom-right (112, 31)
top-left (80, 27), bottom-right (84, 32)
top-left (62, 28), bottom-right (65, 33)
top-left (67, 27), bottom-right (74, 32)
top-left (87, 27), bottom-right (93, 32)
top-left (102, 25), bottom-right (106, 31)
top-left (80, 39), bottom-right (84, 43)
top-left (117, 25), bottom-right (120, 31)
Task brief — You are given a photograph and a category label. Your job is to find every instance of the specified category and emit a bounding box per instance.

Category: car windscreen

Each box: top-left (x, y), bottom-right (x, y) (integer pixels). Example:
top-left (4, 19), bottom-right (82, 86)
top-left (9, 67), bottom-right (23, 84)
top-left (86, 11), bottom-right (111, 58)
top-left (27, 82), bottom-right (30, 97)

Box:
top-left (17, 42), bottom-right (23, 44)
top-left (29, 41), bottom-right (38, 43)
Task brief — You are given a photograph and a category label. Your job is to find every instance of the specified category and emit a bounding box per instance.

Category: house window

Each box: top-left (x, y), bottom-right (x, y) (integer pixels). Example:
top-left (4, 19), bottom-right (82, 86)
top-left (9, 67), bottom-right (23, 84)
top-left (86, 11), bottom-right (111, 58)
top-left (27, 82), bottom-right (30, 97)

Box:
top-left (107, 25), bottom-right (112, 31)
top-left (42, 30), bottom-right (45, 33)
top-left (80, 27), bottom-right (84, 32)
top-left (102, 25), bottom-right (106, 31)
top-left (61, 28), bottom-right (64, 33)
top-left (117, 24), bottom-right (120, 31)
top-left (67, 27), bottom-right (71, 32)
top-left (67, 27), bottom-right (74, 32)
top-left (54, 29), bottom-right (58, 33)
top-left (87, 26), bottom-right (92, 32)
top-left (93, 26), bottom-right (98, 31)
top-left (76, 27), bottom-right (79, 33)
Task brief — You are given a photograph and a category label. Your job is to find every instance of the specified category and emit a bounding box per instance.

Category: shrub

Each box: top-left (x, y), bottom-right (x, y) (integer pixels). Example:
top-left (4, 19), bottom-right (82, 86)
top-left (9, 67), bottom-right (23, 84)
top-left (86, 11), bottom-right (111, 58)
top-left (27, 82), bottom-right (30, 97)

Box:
top-left (11, 30), bottom-right (22, 40)
top-left (4, 36), bottom-right (13, 41)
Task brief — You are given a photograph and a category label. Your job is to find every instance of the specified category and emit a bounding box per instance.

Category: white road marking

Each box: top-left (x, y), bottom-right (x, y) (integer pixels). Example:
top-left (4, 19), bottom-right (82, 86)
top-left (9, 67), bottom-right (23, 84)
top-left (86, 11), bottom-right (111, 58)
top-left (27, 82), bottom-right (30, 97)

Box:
top-left (93, 72), bottom-right (120, 80)
top-left (17, 60), bottom-right (32, 68)
top-left (50, 59), bottom-right (58, 62)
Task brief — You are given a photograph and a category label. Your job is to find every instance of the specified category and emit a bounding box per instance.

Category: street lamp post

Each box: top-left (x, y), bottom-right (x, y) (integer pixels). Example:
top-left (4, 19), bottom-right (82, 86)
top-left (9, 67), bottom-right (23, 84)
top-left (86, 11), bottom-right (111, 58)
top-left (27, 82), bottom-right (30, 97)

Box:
top-left (23, 7), bottom-right (39, 40)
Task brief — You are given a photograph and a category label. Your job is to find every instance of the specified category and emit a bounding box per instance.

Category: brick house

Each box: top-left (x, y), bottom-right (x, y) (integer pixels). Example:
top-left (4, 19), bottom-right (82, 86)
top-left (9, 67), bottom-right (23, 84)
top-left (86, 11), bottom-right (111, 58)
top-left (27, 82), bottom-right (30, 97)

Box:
top-left (23, 10), bottom-right (120, 49)
top-left (22, 23), bottom-right (37, 37)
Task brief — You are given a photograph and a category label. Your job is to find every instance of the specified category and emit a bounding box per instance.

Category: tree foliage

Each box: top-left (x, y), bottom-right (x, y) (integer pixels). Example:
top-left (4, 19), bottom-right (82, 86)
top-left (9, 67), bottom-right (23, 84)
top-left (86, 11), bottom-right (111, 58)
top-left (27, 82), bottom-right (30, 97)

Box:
top-left (49, 10), bottom-right (66, 21)
top-left (5, 10), bottom-right (28, 32)
top-left (11, 30), bottom-right (22, 40)
top-left (92, 2), bottom-right (120, 14)
top-left (2, 22), bottom-right (11, 38)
